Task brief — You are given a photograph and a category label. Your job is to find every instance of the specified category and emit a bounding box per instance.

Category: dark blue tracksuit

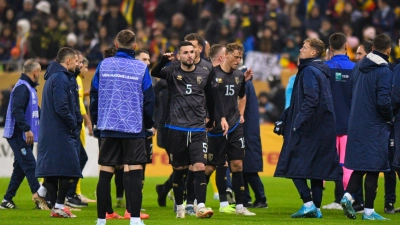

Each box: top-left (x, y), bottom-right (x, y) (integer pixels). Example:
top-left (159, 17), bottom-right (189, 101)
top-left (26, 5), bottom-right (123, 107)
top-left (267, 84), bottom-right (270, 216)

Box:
top-left (3, 74), bottom-right (40, 201)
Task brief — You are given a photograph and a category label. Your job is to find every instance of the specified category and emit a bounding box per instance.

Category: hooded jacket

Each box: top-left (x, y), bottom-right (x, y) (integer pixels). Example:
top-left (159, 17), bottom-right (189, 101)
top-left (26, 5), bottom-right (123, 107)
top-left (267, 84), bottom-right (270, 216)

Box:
top-left (274, 58), bottom-right (339, 180)
top-left (36, 61), bottom-right (82, 178)
top-left (345, 51), bottom-right (392, 172)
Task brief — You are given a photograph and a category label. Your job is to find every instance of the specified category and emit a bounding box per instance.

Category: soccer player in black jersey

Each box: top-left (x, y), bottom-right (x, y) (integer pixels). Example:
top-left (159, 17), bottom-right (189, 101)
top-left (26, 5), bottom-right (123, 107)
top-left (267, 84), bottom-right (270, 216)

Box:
top-left (206, 43), bottom-right (256, 216)
top-left (151, 41), bottom-right (227, 219)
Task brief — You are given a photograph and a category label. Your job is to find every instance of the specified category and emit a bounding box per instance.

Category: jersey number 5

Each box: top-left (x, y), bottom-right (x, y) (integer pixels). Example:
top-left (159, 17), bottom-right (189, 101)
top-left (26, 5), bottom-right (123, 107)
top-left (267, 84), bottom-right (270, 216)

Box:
top-left (225, 85), bottom-right (234, 96)
top-left (186, 84), bottom-right (192, 94)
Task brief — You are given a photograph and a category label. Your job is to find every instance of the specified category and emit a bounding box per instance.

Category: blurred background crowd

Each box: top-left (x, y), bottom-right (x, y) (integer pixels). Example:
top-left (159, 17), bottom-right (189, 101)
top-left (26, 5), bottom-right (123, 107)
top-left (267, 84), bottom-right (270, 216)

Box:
top-left (0, 0), bottom-right (400, 124)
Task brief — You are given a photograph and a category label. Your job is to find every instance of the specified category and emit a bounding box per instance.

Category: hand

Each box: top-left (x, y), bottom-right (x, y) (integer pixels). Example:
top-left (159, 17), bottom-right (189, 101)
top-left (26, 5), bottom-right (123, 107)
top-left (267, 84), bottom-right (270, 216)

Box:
top-left (88, 126), bottom-right (93, 136)
top-left (163, 52), bottom-right (175, 61)
top-left (146, 128), bottom-right (156, 139)
top-left (244, 68), bottom-right (253, 82)
top-left (25, 131), bottom-right (34, 145)
top-left (150, 127), bottom-right (157, 139)
top-left (221, 117), bottom-right (229, 136)
top-left (240, 115), bottom-right (245, 123)
top-left (273, 120), bottom-right (285, 136)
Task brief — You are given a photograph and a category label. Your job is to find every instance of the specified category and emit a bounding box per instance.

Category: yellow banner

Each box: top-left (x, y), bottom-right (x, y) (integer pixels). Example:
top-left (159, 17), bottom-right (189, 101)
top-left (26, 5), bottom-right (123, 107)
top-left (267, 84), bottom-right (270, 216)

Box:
top-left (145, 124), bottom-right (283, 177)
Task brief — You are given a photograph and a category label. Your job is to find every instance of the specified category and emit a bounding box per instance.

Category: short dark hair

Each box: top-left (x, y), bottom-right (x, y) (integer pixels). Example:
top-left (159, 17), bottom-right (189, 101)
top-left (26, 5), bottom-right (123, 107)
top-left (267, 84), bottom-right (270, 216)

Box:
top-left (116, 30), bottom-right (136, 48)
top-left (56, 47), bottom-right (76, 63)
top-left (304, 38), bottom-right (325, 57)
top-left (226, 43), bottom-right (244, 54)
top-left (329, 33), bottom-right (347, 51)
top-left (75, 50), bottom-right (82, 56)
top-left (177, 41), bottom-right (194, 52)
top-left (209, 44), bottom-right (225, 59)
top-left (184, 33), bottom-right (204, 47)
top-left (103, 46), bottom-right (117, 58)
top-left (135, 50), bottom-right (149, 56)
top-left (373, 34), bottom-right (391, 52)
top-left (361, 40), bottom-right (373, 54)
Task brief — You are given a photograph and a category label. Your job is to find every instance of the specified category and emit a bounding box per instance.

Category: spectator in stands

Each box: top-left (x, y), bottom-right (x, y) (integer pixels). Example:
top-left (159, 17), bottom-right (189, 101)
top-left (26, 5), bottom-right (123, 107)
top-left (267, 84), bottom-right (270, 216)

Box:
top-left (166, 13), bottom-right (191, 41)
top-left (222, 0), bottom-right (240, 20)
top-left (218, 24), bottom-right (235, 46)
top-left (372, 0), bottom-right (395, 39)
top-left (76, 19), bottom-right (91, 48)
top-left (15, 19), bottom-right (30, 60)
top-left (15, 0), bottom-right (36, 22)
top-left (34, 0), bottom-right (51, 22)
top-left (42, 15), bottom-right (67, 60)
top-left (296, 0), bottom-right (328, 22)
top-left (0, 24), bottom-right (14, 54)
top-left (258, 91), bottom-right (279, 123)
top-left (97, 26), bottom-right (113, 47)
top-left (2, 8), bottom-right (16, 30)
top-left (258, 27), bottom-right (281, 54)
top-left (27, 18), bottom-right (43, 61)
top-left (264, 0), bottom-right (289, 34)
top-left (73, 0), bottom-right (91, 21)
top-left (88, 0), bottom-right (109, 29)
top-left (304, 5), bottom-right (323, 33)
top-left (66, 33), bottom-right (78, 49)
top-left (101, 0), bottom-right (128, 40)
top-left (318, 19), bottom-right (334, 46)
top-left (282, 36), bottom-right (300, 63)
top-left (57, 6), bottom-right (74, 33)
top-left (0, 43), bottom-right (10, 64)
top-left (0, 0), bottom-right (11, 23)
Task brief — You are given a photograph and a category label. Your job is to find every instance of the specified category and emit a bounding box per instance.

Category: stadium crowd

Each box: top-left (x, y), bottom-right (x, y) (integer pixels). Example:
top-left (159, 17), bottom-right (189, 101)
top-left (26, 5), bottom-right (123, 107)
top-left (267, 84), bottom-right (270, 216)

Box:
top-left (0, 0), bottom-right (400, 71)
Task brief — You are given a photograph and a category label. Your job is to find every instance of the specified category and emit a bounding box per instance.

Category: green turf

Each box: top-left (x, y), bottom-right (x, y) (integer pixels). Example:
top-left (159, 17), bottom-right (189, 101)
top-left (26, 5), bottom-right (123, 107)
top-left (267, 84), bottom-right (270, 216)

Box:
top-left (0, 177), bottom-right (398, 224)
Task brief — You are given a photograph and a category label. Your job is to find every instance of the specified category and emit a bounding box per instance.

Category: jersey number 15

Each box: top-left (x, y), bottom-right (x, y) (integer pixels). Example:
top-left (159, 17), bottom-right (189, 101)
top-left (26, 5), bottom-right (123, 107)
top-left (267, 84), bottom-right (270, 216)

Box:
top-left (225, 85), bottom-right (235, 96)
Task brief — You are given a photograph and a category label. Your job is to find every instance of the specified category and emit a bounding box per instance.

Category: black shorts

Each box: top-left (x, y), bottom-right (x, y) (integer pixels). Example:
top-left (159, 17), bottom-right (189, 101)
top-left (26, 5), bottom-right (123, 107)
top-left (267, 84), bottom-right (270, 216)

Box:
top-left (207, 124), bottom-right (245, 166)
top-left (167, 129), bottom-right (208, 167)
top-left (145, 137), bottom-right (153, 164)
top-left (98, 137), bottom-right (147, 166)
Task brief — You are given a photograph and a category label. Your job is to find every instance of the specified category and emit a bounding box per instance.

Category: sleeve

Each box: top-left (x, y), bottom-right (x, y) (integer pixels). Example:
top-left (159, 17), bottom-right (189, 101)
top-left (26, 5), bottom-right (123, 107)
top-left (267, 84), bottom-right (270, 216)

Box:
top-left (293, 68), bottom-right (320, 130)
top-left (211, 70), bottom-right (225, 119)
top-left (238, 75), bottom-right (246, 98)
top-left (151, 57), bottom-right (172, 79)
top-left (53, 75), bottom-right (77, 132)
top-left (11, 85), bottom-right (31, 132)
top-left (285, 75), bottom-right (296, 109)
top-left (377, 68), bottom-right (393, 121)
top-left (391, 66), bottom-right (400, 112)
top-left (142, 67), bottom-right (155, 129)
top-left (89, 63), bottom-right (101, 128)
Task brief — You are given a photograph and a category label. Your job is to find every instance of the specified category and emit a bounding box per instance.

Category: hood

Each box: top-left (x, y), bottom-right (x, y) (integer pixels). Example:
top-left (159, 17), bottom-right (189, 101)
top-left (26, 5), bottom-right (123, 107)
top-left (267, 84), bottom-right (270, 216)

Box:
top-left (44, 61), bottom-right (73, 80)
top-left (299, 58), bottom-right (330, 78)
top-left (358, 52), bottom-right (389, 73)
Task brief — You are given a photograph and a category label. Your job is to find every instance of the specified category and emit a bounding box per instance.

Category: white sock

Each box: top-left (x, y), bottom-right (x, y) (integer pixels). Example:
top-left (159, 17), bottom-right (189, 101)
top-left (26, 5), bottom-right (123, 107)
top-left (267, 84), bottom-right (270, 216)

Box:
top-left (236, 204), bottom-right (243, 210)
top-left (317, 208), bottom-right (321, 211)
top-left (220, 201), bottom-right (229, 208)
top-left (130, 217), bottom-right (140, 223)
top-left (364, 208), bottom-right (374, 216)
top-left (304, 201), bottom-right (313, 207)
top-left (344, 193), bottom-right (353, 201)
top-left (197, 203), bottom-right (205, 209)
top-left (177, 204), bottom-right (184, 210)
top-left (186, 204), bottom-right (194, 208)
top-left (37, 185), bottom-right (47, 197)
top-left (55, 203), bottom-right (64, 209)
top-left (97, 218), bottom-right (106, 224)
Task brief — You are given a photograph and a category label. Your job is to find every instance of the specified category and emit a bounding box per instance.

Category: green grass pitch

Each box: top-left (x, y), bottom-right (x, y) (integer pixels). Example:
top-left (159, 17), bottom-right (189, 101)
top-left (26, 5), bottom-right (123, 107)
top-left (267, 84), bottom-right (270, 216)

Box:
top-left (0, 177), bottom-right (399, 224)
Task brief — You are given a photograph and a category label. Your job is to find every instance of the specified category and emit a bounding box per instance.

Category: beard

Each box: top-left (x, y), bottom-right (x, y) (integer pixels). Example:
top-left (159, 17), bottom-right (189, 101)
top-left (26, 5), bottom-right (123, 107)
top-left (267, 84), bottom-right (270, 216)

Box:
top-left (181, 60), bottom-right (194, 68)
top-left (73, 66), bottom-right (81, 77)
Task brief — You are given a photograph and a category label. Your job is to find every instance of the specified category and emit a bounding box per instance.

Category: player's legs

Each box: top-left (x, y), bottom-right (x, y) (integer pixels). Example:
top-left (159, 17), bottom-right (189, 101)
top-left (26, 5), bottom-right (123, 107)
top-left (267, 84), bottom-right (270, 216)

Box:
top-left (291, 178), bottom-right (317, 218)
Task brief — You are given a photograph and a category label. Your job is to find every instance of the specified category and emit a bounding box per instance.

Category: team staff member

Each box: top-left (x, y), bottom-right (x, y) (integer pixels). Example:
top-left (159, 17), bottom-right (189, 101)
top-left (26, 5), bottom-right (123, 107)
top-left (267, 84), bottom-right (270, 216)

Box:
top-left (341, 34), bottom-right (393, 221)
top-left (2, 59), bottom-right (48, 210)
top-left (90, 30), bottom-right (155, 225)
top-left (36, 47), bottom-right (81, 218)
top-left (274, 38), bottom-right (339, 219)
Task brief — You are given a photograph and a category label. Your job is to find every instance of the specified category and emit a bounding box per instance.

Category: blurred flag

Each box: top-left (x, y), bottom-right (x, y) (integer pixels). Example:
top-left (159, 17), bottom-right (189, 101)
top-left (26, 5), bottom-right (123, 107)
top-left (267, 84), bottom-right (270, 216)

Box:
top-left (121, 0), bottom-right (135, 25)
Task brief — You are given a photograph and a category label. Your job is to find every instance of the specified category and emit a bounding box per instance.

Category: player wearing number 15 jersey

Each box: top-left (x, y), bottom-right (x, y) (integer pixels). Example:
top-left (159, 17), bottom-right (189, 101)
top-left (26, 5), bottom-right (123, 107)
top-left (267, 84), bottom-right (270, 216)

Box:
top-left (206, 43), bottom-right (256, 216)
top-left (151, 41), bottom-right (226, 219)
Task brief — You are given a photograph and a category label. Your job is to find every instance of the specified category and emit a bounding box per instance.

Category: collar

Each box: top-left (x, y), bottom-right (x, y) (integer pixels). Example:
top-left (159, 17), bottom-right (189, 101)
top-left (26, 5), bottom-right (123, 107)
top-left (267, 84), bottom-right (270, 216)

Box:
top-left (372, 50), bottom-right (389, 62)
top-left (331, 54), bottom-right (350, 60)
top-left (20, 73), bottom-right (38, 87)
top-left (116, 48), bottom-right (136, 58)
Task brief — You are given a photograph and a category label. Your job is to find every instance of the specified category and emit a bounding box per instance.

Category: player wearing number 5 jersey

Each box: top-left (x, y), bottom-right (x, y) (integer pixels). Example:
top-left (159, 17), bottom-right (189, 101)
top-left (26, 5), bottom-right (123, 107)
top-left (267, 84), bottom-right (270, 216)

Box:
top-left (206, 43), bottom-right (256, 216)
top-left (151, 41), bottom-right (226, 219)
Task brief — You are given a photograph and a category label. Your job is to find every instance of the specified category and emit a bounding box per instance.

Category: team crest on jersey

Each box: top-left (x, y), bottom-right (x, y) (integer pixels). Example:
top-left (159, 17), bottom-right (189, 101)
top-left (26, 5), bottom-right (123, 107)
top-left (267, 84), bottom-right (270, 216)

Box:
top-left (197, 76), bottom-right (202, 84)
top-left (216, 78), bottom-right (223, 83)
top-left (203, 66), bottom-right (208, 71)
top-left (177, 75), bottom-right (182, 80)
top-left (235, 77), bottom-right (239, 84)
top-left (208, 153), bottom-right (213, 161)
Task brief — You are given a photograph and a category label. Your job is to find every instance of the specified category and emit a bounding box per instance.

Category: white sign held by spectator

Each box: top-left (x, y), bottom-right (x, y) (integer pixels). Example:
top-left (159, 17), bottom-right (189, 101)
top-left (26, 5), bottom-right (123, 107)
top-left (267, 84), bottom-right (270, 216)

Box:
top-left (244, 51), bottom-right (282, 81)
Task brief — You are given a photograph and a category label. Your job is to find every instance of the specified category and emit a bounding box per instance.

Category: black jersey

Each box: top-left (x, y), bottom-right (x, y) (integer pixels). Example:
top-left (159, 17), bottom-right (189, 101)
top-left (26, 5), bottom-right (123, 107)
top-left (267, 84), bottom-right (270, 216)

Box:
top-left (171, 58), bottom-right (213, 72)
top-left (153, 60), bottom-right (212, 131)
top-left (209, 65), bottom-right (246, 133)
